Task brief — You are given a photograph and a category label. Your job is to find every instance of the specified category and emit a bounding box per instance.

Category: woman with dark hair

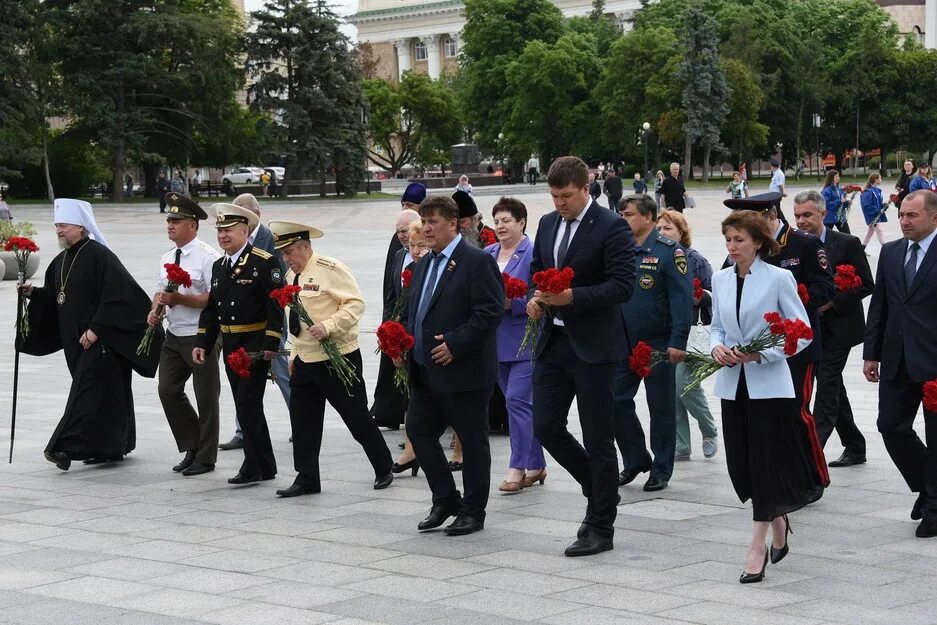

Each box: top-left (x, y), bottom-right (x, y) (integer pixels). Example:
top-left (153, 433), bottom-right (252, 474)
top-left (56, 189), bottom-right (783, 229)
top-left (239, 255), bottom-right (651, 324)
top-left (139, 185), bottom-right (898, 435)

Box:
top-left (820, 170), bottom-right (850, 233)
top-left (894, 159), bottom-right (914, 208)
top-left (710, 211), bottom-right (825, 583)
top-left (485, 197), bottom-right (546, 492)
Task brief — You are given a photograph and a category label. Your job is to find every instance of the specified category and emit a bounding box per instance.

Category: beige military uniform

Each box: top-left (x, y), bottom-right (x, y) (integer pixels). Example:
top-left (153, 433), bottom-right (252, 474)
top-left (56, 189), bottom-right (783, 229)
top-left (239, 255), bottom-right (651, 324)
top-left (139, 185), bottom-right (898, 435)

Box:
top-left (288, 253), bottom-right (365, 363)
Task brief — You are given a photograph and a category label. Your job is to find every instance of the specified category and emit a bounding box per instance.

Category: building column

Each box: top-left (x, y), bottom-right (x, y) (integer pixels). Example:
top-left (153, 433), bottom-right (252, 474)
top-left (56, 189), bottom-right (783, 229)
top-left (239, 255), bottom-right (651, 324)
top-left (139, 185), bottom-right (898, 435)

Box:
top-left (425, 34), bottom-right (442, 79)
top-left (926, 0), bottom-right (936, 49)
top-left (394, 39), bottom-right (412, 80)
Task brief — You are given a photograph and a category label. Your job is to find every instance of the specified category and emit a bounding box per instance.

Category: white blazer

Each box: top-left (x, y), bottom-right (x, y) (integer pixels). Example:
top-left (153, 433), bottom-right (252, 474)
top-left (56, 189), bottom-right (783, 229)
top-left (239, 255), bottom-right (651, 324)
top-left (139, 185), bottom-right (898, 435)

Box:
top-left (709, 256), bottom-right (812, 400)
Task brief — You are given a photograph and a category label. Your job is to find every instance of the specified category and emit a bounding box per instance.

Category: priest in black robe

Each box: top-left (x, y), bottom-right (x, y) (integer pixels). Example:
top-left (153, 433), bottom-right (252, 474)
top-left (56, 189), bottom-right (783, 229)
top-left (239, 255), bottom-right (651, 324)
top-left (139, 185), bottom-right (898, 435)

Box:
top-left (17, 199), bottom-right (162, 471)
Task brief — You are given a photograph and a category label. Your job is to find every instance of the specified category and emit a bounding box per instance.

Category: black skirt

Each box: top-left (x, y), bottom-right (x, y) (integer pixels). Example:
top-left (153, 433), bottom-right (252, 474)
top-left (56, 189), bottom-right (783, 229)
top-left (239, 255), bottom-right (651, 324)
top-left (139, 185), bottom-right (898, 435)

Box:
top-left (721, 370), bottom-right (825, 521)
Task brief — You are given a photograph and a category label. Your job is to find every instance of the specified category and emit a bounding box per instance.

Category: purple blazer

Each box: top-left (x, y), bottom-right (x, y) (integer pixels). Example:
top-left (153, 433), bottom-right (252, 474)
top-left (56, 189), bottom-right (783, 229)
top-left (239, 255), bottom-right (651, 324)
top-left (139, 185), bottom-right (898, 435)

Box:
top-left (485, 235), bottom-right (533, 362)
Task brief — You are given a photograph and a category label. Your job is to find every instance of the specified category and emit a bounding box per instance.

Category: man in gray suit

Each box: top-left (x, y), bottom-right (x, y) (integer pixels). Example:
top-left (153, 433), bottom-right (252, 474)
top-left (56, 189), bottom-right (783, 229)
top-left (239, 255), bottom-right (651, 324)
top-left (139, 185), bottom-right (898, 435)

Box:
top-left (218, 193), bottom-right (292, 450)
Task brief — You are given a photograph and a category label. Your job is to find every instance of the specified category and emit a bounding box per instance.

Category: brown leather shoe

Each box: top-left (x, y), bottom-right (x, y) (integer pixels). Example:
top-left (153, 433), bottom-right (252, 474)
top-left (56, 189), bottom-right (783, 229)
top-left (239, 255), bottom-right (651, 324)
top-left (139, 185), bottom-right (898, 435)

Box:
top-left (498, 479), bottom-right (524, 493)
top-left (522, 470), bottom-right (547, 488)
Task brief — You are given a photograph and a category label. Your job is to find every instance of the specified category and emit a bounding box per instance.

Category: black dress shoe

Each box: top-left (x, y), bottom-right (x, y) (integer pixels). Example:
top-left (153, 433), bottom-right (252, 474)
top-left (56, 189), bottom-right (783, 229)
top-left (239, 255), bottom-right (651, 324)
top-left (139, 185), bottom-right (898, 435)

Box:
top-left (227, 472), bottom-right (261, 485)
top-left (276, 483), bottom-right (320, 497)
top-left (392, 458), bottom-right (420, 476)
top-left (912, 493), bottom-right (927, 521)
top-left (172, 451), bottom-right (196, 472)
top-left (219, 437), bottom-right (244, 450)
top-left (83, 456), bottom-right (120, 465)
top-left (418, 503), bottom-right (459, 531)
top-left (740, 548), bottom-right (769, 584)
top-left (374, 473), bottom-right (394, 490)
top-left (618, 465), bottom-right (650, 486)
top-left (448, 461), bottom-right (463, 472)
top-left (578, 494), bottom-right (621, 539)
top-left (444, 515), bottom-right (484, 536)
top-left (916, 518), bottom-right (937, 538)
top-left (44, 451), bottom-right (71, 471)
top-left (770, 514), bottom-right (792, 564)
top-left (828, 451), bottom-right (866, 467)
top-left (643, 476), bottom-right (668, 492)
top-left (564, 532), bottom-right (613, 557)
top-left (181, 462), bottom-right (214, 476)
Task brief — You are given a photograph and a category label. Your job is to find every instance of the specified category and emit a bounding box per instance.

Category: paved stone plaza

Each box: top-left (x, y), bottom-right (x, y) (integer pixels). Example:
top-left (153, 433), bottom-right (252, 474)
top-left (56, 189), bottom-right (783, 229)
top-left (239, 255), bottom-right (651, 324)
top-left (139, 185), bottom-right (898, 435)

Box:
top-left (0, 184), bottom-right (935, 625)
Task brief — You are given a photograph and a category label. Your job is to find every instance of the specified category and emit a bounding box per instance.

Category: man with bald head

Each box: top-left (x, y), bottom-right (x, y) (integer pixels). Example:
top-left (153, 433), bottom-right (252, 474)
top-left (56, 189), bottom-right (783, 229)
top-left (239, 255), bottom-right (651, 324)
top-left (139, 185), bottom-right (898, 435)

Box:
top-left (371, 208), bottom-right (421, 428)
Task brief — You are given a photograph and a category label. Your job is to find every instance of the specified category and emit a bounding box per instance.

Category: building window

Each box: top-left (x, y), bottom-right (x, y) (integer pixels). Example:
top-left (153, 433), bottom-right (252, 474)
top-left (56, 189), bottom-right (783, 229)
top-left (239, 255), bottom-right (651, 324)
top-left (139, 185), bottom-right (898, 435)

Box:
top-left (444, 37), bottom-right (458, 57)
top-left (912, 26), bottom-right (925, 46)
top-left (414, 41), bottom-right (427, 61)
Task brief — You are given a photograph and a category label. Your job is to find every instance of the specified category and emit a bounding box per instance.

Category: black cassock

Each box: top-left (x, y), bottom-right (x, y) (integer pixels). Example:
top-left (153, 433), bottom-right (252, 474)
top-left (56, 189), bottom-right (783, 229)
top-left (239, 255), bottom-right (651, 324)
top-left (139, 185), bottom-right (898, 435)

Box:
top-left (18, 238), bottom-right (163, 460)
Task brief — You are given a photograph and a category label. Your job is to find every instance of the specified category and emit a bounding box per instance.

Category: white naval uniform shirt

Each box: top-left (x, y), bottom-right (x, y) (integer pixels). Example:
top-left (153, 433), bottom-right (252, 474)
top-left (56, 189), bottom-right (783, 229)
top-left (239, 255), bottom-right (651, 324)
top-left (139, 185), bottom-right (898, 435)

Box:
top-left (157, 237), bottom-right (220, 337)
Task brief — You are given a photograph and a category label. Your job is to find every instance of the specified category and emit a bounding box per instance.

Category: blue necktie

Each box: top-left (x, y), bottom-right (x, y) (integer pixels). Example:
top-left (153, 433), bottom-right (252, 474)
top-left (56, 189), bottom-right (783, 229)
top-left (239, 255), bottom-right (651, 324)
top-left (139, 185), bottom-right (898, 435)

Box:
top-left (905, 242), bottom-right (920, 294)
top-left (413, 254), bottom-right (443, 365)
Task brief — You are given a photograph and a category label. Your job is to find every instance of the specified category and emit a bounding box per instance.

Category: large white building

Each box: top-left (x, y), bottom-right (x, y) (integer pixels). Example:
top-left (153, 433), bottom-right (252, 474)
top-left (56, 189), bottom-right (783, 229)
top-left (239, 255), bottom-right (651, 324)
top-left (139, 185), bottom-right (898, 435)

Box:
top-left (346, 0), bottom-right (936, 83)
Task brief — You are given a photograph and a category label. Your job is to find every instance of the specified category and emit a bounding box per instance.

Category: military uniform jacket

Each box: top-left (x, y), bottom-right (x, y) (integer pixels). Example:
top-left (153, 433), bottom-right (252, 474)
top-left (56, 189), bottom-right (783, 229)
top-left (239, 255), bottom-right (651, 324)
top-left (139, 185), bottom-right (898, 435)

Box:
top-left (621, 228), bottom-right (693, 350)
top-left (196, 244), bottom-right (284, 352)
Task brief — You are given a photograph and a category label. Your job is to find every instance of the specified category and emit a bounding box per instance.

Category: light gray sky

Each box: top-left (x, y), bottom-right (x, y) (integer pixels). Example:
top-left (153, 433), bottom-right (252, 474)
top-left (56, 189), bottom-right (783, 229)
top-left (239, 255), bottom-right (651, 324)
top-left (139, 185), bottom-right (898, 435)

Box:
top-left (243, 0), bottom-right (358, 39)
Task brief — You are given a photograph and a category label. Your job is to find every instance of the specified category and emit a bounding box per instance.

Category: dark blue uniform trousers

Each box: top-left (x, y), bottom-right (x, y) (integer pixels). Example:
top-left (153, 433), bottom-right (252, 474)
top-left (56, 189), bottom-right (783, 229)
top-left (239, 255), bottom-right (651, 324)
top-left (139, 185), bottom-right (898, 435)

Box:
top-left (613, 357), bottom-right (676, 481)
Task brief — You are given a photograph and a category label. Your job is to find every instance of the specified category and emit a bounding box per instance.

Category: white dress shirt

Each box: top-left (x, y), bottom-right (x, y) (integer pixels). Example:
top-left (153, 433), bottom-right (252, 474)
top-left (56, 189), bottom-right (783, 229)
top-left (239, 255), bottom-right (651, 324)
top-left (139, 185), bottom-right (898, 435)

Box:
top-left (770, 169), bottom-right (786, 193)
top-left (157, 237), bottom-right (220, 336)
top-left (906, 228), bottom-right (937, 271)
top-left (551, 203), bottom-right (589, 326)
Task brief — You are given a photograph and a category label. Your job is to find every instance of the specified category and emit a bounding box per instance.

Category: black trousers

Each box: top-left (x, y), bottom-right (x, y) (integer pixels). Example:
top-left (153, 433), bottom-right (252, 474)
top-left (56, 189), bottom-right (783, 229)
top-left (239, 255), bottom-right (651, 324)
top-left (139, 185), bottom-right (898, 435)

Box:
top-left (532, 330), bottom-right (619, 537)
top-left (290, 351), bottom-right (393, 489)
top-left (878, 359), bottom-right (937, 520)
top-left (407, 365), bottom-right (492, 520)
top-left (613, 357), bottom-right (676, 481)
top-left (813, 338), bottom-right (866, 455)
top-left (222, 336), bottom-right (276, 478)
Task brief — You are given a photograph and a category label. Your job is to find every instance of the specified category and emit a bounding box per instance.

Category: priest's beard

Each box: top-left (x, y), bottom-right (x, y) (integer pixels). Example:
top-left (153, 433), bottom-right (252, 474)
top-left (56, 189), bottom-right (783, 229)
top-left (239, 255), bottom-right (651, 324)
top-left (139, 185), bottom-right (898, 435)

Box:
top-left (461, 227), bottom-right (480, 247)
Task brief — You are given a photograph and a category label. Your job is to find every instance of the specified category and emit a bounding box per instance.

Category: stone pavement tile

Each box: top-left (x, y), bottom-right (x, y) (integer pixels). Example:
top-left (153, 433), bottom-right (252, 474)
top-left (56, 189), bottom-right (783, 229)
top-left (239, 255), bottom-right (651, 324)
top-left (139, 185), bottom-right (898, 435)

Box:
top-left (1, 507), bottom-right (109, 526)
top-left (338, 498), bottom-right (429, 517)
top-left (0, 589), bottom-right (41, 609)
top-left (880, 536), bottom-right (937, 558)
top-left (541, 605), bottom-right (694, 625)
top-left (184, 496), bottom-right (283, 515)
top-left (25, 575), bottom-right (155, 604)
top-left (903, 597), bottom-right (937, 617)
top-left (419, 611), bottom-right (538, 625)
top-left (489, 517), bottom-right (587, 538)
top-left (322, 619), bottom-right (390, 625)
top-left (775, 576), bottom-right (937, 609)
top-left (93, 501), bottom-right (190, 520)
top-left (180, 548), bottom-right (300, 573)
top-left (878, 552), bottom-right (937, 577)
top-left (148, 569), bottom-right (273, 594)
top-left (31, 528), bottom-right (148, 552)
top-left (438, 588), bottom-right (579, 620)
top-left (105, 539), bottom-right (224, 564)
top-left (163, 509), bottom-right (260, 528)
top-left (200, 603), bottom-right (337, 625)
top-left (320, 595), bottom-right (480, 625)
top-left (2, 546), bottom-right (116, 570)
top-left (0, 596), bottom-right (134, 625)
top-left (262, 561), bottom-right (387, 585)
top-left (230, 581), bottom-right (363, 609)
top-left (0, 568), bottom-right (78, 591)
top-left (344, 573), bottom-right (477, 602)
top-left (664, 560), bottom-right (816, 587)
top-left (776, 598), bottom-right (935, 625)
top-left (465, 549), bottom-right (591, 574)
top-left (29, 494), bottom-right (124, 512)
top-left (0, 538), bottom-right (42, 556)
top-left (203, 532), bottom-right (320, 554)
top-left (655, 601), bottom-right (824, 625)
top-left (552, 582), bottom-right (698, 614)
top-left (381, 536), bottom-right (502, 560)
top-left (235, 516), bottom-right (344, 537)
top-left (134, 525), bottom-right (244, 545)
top-left (66, 515), bottom-right (172, 535)
top-left (65, 557), bottom-right (195, 582)
top-left (362, 554), bottom-right (493, 580)
top-left (321, 511), bottom-right (432, 536)
top-left (557, 563), bottom-right (699, 590)
top-left (285, 539), bottom-right (402, 565)
top-left (258, 503), bottom-right (358, 523)
top-left (777, 554), bottom-right (910, 585)
top-left (0, 500), bottom-right (39, 516)
top-left (107, 589), bottom-right (246, 620)
top-left (309, 527), bottom-right (416, 547)
top-left (663, 579), bottom-right (805, 608)
top-left (451, 568), bottom-right (590, 596)
top-left (96, 611), bottom-right (215, 625)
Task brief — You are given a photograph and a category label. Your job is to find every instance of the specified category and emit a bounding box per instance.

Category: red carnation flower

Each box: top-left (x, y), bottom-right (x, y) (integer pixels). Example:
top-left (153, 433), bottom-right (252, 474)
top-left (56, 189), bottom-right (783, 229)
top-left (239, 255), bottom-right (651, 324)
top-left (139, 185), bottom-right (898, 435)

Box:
top-left (629, 340), bottom-right (654, 378)
top-left (844, 184), bottom-right (863, 194)
top-left (270, 285), bottom-right (302, 309)
top-left (226, 347), bottom-right (254, 378)
top-left (890, 193), bottom-right (900, 204)
top-left (797, 283), bottom-right (810, 306)
top-left (833, 264), bottom-right (862, 291)
top-left (4, 236), bottom-right (39, 253)
top-left (533, 267), bottom-right (574, 294)
top-left (163, 263), bottom-right (193, 289)
top-left (924, 380), bottom-right (937, 413)
top-left (693, 277), bottom-right (704, 300)
top-left (480, 229), bottom-right (497, 246)
top-left (503, 273), bottom-right (528, 300)
top-left (401, 269), bottom-right (413, 289)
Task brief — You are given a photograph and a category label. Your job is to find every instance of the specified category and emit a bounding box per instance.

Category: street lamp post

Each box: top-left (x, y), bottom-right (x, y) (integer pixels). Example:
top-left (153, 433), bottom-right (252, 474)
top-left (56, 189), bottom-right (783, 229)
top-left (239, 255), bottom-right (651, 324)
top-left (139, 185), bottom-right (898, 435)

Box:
top-left (641, 122), bottom-right (651, 185)
top-left (497, 132), bottom-right (505, 182)
top-left (812, 113), bottom-right (822, 181)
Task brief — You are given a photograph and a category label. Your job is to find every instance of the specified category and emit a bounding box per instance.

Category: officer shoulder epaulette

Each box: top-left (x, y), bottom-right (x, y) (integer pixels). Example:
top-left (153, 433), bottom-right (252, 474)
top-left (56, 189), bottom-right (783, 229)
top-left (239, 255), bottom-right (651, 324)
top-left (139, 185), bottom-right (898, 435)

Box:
top-left (250, 248), bottom-right (272, 260)
top-left (658, 235), bottom-right (676, 246)
top-left (316, 256), bottom-right (337, 268)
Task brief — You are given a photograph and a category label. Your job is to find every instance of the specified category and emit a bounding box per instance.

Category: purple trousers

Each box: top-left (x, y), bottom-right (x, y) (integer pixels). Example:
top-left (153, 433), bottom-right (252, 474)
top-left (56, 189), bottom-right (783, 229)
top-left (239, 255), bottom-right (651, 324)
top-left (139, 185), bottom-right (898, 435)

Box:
top-left (499, 360), bottom-right (546, 470)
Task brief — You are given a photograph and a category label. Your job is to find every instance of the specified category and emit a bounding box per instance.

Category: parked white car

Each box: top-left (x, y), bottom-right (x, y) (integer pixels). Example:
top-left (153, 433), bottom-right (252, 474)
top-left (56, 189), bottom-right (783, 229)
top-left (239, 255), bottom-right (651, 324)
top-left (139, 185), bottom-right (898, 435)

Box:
top-left (222, 167), bottom-right (265, 186)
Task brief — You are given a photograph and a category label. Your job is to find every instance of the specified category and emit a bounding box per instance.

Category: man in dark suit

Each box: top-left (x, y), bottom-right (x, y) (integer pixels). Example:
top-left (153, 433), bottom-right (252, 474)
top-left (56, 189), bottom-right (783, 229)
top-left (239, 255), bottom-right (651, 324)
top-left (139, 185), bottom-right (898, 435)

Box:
top-left (399, 195), bottom-right (503, 536)
top-left (864, 189), bottom-right (937, 538)
top-left (603, 169), bottom-right (623, 212)
top-left (527, 156), bottom-right (636, 556)
top-left (793, 191), bottom-right (872, 468)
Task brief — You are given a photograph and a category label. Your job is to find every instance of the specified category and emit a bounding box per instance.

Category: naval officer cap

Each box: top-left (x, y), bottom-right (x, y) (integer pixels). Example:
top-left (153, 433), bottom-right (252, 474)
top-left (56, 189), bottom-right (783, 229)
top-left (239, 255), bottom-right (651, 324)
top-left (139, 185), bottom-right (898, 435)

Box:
top-left (165, 192), bottom-right (208, 221)
top-left (723, 191), bottom-right (782, 213)
top-left (268, 220), bottom-right (324, 251)
top-left (211, 203), bottom-right (259, 231)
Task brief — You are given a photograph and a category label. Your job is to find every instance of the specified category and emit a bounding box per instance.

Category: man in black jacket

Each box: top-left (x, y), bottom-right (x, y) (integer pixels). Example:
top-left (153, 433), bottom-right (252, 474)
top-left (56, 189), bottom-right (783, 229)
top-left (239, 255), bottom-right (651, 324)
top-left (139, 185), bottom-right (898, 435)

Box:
top-left (793, 191), bottom-right (872, 467)
top-left (603, 169), bottom-right (623, 212)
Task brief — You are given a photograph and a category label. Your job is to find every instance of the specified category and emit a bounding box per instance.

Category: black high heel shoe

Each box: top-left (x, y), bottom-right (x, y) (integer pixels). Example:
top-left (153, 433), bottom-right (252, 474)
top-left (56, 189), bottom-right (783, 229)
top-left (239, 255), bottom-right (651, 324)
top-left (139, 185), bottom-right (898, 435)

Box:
top-left (770, 514), bottom-right (792, 564)
top-left (392, 458), bottom-right (419, 476)
top-left (739, 548), bottom-right (768, 584)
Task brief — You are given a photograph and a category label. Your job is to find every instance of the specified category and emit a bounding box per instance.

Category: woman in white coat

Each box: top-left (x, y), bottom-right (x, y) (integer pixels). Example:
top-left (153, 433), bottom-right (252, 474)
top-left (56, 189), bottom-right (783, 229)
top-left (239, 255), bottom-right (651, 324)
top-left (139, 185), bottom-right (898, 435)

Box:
top-left (711, 211), bottom-right (826, 584)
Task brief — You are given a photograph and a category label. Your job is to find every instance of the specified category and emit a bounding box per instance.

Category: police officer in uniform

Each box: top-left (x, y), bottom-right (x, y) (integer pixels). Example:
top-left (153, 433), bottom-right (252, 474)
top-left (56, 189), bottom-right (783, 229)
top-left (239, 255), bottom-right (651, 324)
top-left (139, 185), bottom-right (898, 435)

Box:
top-left (268, 221), bottom-right (394, 497)
top-left (193, 204), bottom-right (284, 485)
top-left (614, 194), bottom-right (693, 492)
top-left (724, 192), bottom-right (835, 486)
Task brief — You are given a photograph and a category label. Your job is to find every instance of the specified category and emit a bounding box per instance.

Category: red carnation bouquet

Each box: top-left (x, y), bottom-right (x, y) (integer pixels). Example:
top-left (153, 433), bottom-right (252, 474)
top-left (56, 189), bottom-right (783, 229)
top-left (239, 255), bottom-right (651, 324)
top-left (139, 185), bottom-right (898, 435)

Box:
top-left (680, 312), bottom-right (813, 395)
top-left (225, 346), bottom-right (289, 379)
top-left (693, 277), bottom-right (704, 301)
top-left (480, 229), bottom-right (497, 247)
top-left (5, 236), bottom-right (39, 336)
top-left (923, 379), bottom-right (937, 413)
top-left (503, 273), bottom-right (528, 300)
top-left (797, 283), bottom-right (810, 306)
top-left (833, 264), bottom-right (862, 291)
top-left (889, 193), bottom-right (900, 205)
top-left (518, 267), bottom-right (575, 356)
top-left (137, 263), bottom-right (192, 355)
top-left (629, 340), bottom-right (670, 378)
top-left (376, 320), bottom-right (415, 392)
top-left (269, 285), bottom-right (357, 392)
top-left (838, 185), bottom-right (863, 223)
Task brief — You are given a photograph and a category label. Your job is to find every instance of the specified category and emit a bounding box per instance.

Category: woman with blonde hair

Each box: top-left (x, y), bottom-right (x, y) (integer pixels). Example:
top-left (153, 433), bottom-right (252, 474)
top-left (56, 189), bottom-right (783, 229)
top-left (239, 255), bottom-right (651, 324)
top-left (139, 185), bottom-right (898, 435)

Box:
top-left (657, 210), bottom-right (718, 460)
top-left (859, 172), bottom-right (887, 248)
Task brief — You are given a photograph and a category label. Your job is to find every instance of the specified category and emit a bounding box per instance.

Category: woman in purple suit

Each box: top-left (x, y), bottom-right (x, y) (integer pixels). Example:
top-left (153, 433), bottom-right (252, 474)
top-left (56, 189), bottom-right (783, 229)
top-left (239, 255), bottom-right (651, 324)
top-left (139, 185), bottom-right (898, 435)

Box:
top-left (485, 198), bottom-right (547, 493)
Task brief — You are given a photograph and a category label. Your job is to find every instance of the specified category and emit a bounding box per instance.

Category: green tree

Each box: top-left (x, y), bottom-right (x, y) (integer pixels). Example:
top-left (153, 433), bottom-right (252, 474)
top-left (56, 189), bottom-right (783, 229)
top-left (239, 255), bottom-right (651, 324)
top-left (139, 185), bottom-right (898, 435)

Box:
top-left (0, 0), bottom-right (41, 184)
top-left (721, 58), bottom-right (768, 166)
top-left (246, 0), bottom-right (367, 196)
top-left (676, 4), bottom-right (728, 182)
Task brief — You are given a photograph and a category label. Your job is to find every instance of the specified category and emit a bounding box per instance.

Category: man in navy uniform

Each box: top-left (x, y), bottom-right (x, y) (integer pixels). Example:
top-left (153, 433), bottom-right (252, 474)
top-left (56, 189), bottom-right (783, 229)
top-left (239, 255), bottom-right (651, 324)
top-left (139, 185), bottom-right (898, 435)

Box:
top-left (614, 194), bottom-right (692, 492)
top-left (193, 203), bottom-right (284, 485)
